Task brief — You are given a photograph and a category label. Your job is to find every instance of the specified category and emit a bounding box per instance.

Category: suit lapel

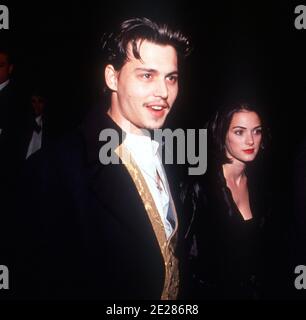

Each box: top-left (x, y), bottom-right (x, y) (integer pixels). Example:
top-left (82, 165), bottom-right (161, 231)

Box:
top-left (80, 106), bottom-right (161, 248)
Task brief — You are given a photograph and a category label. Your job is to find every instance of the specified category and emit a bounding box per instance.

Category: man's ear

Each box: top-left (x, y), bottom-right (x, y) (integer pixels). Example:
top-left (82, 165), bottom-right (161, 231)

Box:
top-left (105, 64), bottom-right (118, 91)
top-left (9, 64), bottom-right (13, 75)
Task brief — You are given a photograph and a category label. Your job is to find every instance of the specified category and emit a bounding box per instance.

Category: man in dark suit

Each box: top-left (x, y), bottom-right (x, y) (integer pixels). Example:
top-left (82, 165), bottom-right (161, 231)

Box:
top-left (0, 48), bottom-right (15, 179)
top-left (0, 48), bottom-right (30, 284)
top-left (15, 17), bottom-right (191, 300)
top-left (25, 91), bottom-right (50, 159)
top-left (0, 48), bottom-right (30, 179)
top-left (294, 141), bottom-right (306, 262)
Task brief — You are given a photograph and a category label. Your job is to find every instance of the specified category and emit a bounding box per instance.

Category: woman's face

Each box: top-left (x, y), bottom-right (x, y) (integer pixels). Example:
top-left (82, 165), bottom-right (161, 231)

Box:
top-left (225, 111), bottom-right (262, 163)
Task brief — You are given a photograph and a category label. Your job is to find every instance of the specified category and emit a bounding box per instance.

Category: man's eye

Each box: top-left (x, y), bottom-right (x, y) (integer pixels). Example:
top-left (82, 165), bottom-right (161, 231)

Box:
top-left (142, 73), bottom-right (152, 79)
top-left (167, 75), bottom-right (178, 83)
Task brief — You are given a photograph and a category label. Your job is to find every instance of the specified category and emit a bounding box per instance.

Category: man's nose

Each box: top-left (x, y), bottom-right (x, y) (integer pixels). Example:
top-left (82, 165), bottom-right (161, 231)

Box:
top-left (154, 79), bottom-right (168, 99)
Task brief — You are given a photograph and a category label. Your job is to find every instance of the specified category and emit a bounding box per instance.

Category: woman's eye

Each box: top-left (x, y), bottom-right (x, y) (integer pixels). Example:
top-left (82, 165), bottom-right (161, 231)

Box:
top-left (253, 128), bottom-right (262, 135)
top-left (234, 130), bottom-right (243, 135)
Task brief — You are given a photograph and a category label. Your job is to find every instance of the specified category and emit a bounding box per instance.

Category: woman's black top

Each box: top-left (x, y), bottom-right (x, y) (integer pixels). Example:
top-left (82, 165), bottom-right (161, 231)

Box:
top-left (181, 165), bottom-right (270, 299)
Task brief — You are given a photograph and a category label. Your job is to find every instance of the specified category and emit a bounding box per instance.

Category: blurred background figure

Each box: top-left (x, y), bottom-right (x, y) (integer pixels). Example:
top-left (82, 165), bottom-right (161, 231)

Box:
top-left (26, 90), bottom-right (47, 158)
top-left (0, 47), bottom-right (15, 164)
top-left (0, 47), bottom-right (29, 177)
top-left (0, 46), bottom-right (30, 294)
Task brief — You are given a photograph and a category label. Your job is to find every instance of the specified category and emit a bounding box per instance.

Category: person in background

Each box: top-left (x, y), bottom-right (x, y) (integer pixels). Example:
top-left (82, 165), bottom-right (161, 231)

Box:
top-left (25, 91), bottom-right (47, 159)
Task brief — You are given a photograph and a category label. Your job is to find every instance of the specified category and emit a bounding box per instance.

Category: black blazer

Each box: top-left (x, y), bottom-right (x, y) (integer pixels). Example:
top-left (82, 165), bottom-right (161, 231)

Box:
top-left (0, 82), bottom-right (30, 177)
top-left (0, 83), bottom-right (31, 279)
top-left (13, 105), bottom-right (183, 300)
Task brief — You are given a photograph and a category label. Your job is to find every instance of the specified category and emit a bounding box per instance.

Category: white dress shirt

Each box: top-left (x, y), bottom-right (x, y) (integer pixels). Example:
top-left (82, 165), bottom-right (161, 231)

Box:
top-left (0, 79), bottom-right (10, 92)
top-left (0, 80), bottom-right (10, 136)
top-left (26, 115), bottom-right (43, 159)
top-left (124, 131), bottom-right (174, 239)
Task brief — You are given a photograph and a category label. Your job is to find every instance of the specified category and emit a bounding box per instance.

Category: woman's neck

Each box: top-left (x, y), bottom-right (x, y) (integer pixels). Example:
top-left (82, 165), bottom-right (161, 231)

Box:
top-left (222, 160), bottom-right (246, 187)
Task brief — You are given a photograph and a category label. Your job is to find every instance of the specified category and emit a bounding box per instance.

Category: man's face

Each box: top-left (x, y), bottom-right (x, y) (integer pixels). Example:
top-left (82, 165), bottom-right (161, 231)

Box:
top-left (107, 40), bottom-right (179, 134)
top-left (31, 95), bottom-right (45, 116)
top-left (0, 53), bottom-right (13, 85)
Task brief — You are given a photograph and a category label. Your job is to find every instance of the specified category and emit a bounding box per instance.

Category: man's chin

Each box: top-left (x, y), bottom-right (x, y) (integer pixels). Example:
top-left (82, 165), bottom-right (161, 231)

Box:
top-left (152, 116), bottom-right (169, 128)
top-left (144, 122), bottom-right (165, 130)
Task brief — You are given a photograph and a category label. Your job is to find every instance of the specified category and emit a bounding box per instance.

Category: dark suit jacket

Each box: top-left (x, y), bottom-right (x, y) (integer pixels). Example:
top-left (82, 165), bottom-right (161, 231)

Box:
top-left (0, 82), bottom-right (31, 281)
top-left (294, 140), bottom-right (306, 263)
top-left (0, 81), bottom-right (30, 178)
top-left (13, 105), bottom-right (183, 300)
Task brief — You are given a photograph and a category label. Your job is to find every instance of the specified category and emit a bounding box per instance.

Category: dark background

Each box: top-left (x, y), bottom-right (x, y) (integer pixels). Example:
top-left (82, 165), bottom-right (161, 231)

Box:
top-left (1, 0), bottom-right (306, 298)
top-left (1, 1), bottom-right (299, 201)
top-left (1, 1), bottom-right (301, 130)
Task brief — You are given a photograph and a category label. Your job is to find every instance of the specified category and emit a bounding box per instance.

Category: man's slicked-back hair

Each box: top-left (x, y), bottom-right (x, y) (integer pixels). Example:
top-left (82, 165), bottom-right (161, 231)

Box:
top-left (102, 17), bottom-right (191, 71)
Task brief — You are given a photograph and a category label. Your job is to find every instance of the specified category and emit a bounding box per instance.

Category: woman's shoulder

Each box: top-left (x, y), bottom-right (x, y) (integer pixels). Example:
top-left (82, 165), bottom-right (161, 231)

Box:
top-left (180, 165), bottom-right (224, 204)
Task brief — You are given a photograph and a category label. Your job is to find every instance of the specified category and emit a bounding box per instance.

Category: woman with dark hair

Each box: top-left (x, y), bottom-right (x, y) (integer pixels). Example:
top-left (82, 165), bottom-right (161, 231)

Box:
top-left (181, 102), bottom-right (271, 299)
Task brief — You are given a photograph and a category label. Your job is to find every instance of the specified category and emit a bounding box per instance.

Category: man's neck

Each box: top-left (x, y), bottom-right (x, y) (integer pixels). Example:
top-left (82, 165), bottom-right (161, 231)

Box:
top-left (107, 108), bottom-right (146, 136)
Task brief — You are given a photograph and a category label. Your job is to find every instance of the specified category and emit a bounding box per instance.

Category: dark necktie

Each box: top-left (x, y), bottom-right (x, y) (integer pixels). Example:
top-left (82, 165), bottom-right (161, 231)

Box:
top-left (33, 120), bottom-right (41, 133)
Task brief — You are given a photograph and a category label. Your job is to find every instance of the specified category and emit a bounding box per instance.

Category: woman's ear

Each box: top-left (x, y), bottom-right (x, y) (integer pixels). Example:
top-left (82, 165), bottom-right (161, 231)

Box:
top-left (104, 64), bottom-right (118, 91)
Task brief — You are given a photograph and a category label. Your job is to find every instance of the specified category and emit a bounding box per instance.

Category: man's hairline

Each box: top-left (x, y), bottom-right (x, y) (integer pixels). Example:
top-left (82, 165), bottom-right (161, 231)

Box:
top-left (116, 39), bottom-right (179, 72)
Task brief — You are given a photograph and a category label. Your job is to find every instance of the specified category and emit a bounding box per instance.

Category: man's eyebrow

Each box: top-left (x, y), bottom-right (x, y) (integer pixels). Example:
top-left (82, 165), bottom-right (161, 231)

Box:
top-left (135, 68), bottom-right (157, 73)
top-left (134, 68), bottom-right (179, 76)
top-left (167, 71), bottom-right (179, 76)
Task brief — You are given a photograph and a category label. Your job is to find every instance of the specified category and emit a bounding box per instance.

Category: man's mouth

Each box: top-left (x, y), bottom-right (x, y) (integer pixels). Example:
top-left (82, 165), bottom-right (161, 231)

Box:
top-left (150, 105), bottom-right (165, 111)
top-left (145, 103), bottom-right (169, 110)
top-left (145, 103), bottom-right (170, 117)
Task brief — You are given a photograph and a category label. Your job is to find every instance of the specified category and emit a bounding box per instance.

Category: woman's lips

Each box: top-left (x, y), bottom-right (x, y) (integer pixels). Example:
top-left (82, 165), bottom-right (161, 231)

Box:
top-left (243, 149), bottom-right (255, 154)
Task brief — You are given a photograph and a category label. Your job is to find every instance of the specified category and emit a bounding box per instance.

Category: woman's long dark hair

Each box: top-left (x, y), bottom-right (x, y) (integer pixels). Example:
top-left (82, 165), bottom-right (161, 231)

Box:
top-left (207, 101), bottom-right (270, 167)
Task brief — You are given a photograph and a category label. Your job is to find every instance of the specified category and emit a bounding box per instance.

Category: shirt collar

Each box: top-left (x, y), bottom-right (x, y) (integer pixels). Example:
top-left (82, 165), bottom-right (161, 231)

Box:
top-left (124, 131), bottom-right (160, 168)
top-left (0, 79), bottom-right (10, 91)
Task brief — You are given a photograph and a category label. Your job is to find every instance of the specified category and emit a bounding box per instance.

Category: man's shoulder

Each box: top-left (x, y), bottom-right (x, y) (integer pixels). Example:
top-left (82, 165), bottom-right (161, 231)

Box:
top-left (26, 129), bottom-right (86, 178)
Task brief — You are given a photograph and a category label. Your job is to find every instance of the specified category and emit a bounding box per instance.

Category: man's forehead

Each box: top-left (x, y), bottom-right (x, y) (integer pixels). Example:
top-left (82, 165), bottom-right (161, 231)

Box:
top-left (124, 40), bottom-right (178, 72)
top-left (126, 39), bottom-right (176, 58)
top-left (0, 53), bottom-right (10, 63)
